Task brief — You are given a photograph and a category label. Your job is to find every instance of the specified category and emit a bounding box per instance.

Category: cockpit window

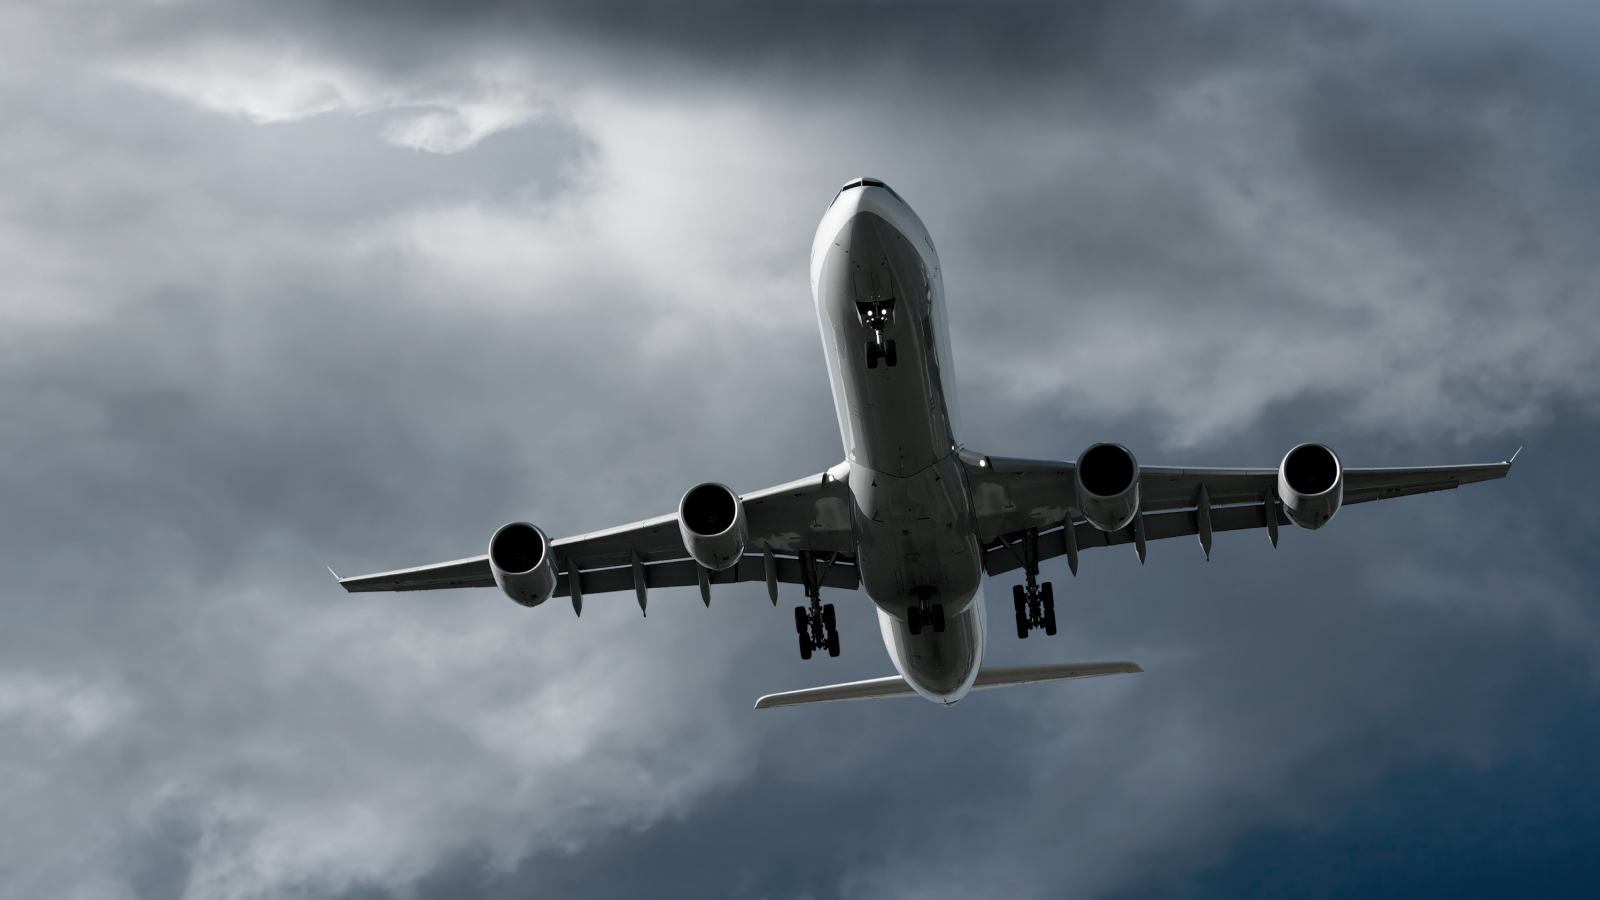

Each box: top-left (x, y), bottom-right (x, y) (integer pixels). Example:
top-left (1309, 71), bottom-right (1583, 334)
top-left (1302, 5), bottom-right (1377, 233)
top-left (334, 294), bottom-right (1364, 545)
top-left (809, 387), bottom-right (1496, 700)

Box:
top-left (829, 178), bottom-right (906, 208)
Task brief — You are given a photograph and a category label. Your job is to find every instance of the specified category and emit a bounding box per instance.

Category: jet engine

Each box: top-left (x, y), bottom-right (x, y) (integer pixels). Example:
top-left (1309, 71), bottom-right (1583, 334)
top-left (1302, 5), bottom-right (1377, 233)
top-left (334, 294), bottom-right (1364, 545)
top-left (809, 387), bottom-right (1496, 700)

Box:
top-left (678, 482), bottom-right (748, 571)
top-left (1278, 443), bottom-right (1343, 530)
top-left (1075, 442), bottom-right (1140, 532)
top-left (489, 521), bottom-right (558, 607)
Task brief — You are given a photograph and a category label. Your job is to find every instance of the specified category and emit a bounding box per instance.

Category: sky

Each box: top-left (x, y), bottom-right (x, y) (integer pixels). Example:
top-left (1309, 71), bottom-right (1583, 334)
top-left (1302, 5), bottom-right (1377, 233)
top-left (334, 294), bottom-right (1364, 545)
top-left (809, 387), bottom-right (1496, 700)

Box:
top-left (1, 1), bottom-right (1597, 898)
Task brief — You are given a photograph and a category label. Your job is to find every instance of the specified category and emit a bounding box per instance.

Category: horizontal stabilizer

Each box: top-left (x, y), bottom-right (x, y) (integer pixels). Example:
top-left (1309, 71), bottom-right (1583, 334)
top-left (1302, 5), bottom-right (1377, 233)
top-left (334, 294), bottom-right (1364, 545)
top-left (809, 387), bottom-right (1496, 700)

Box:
top-left (752, 661), bottom-right (1142, 709)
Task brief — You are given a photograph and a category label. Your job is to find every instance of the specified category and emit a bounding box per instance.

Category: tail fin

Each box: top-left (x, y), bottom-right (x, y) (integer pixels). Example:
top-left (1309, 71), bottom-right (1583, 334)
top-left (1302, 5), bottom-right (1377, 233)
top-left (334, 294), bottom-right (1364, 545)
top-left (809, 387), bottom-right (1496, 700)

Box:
top-left (753, 661), bottom-right (1142, 709)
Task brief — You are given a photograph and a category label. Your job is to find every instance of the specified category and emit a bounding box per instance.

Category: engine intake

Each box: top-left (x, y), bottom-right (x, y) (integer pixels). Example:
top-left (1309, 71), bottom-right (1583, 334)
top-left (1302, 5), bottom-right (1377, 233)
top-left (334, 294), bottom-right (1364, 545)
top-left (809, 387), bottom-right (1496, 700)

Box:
top-left (678, 482), bottom-right (748, 571)
top-left (1075, 442), bottom-right (1140, 532)
top-left (1278, 443), bottom-right (1343, 530)
top-left (489, 521), bottom-right (557, 607)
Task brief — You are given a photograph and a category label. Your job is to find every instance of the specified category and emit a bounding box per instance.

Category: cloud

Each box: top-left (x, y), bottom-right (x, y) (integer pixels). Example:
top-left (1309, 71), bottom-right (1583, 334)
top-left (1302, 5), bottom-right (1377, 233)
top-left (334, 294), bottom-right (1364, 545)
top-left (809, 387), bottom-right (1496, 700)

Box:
top-left (1, 1), bottom-right (1598, 899)
top-left (111, 39), bottom-right (396, 123)
top-left (112, 40), bottom-right (545, 152)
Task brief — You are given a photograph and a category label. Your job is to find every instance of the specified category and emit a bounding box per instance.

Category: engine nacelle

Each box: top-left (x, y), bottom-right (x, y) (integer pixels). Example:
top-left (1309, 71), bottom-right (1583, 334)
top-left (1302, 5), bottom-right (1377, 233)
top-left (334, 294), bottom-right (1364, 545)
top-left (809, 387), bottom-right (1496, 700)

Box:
top-left (1278, 443), bottom-right (1343, 530)
top-left (678, 482), bottom-right (748, 571)
top-left (489, 521), bottom-right (558, 607)
top-left (1075, 442), bottom-right (1140, 532)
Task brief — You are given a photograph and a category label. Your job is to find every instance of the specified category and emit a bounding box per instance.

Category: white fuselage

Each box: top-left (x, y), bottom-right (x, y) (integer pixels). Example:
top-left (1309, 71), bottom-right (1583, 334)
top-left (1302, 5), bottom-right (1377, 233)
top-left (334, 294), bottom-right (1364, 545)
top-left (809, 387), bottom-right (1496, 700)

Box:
top-left (809, 182), bottom-right (987, 705)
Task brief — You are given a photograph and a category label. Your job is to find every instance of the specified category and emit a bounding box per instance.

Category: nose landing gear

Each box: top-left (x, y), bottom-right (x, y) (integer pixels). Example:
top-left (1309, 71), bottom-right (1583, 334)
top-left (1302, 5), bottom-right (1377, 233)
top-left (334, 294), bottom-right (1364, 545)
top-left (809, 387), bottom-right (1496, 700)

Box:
top-left (866, 335), bottom-right (897, 369)
top-left (857, 298), bottom-right (897, 369)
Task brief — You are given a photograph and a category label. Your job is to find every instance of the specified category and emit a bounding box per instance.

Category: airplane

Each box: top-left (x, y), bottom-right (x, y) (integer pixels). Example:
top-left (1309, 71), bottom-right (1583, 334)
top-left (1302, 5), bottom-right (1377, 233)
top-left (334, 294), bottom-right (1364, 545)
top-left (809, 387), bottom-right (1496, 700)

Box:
top-left (335, 177), bottom-right (1516, 709)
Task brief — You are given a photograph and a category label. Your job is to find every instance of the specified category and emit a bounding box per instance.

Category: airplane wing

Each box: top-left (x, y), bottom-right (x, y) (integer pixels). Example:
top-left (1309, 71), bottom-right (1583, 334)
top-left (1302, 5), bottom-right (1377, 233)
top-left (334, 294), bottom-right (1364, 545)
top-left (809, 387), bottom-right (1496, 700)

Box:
top-left (335, 464), bottom-right (859, 604)
top-left (969, 449), bottom-right (1517, 577)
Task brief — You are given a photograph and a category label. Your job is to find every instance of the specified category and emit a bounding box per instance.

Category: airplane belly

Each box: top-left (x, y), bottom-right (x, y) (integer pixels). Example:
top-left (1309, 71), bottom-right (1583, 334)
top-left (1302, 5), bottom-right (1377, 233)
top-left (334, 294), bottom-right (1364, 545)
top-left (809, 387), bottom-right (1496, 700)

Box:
top-left (811, 183), bottom-right (987, 705)
top-left (816, 213), bottom-right (955, 476)
top-left (848, 454), bottom-right (982, 617)
top-left (878, 587), bottom-right (986, 704)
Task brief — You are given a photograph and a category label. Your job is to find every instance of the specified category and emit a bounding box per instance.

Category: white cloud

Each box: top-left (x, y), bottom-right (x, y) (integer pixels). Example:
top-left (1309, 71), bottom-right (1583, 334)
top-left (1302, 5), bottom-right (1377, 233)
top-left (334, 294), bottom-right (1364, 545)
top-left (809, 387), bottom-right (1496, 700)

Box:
top-left (0, 671), bottom-right (132, 741)
top-left (112, 40), bottom-right (544, 153)
top-left (111, 39), bottom-right (394, 123)
top-left (3, 3), bottom-right (1598, 899)
top-left (379, 83), bottom-right (544, 153)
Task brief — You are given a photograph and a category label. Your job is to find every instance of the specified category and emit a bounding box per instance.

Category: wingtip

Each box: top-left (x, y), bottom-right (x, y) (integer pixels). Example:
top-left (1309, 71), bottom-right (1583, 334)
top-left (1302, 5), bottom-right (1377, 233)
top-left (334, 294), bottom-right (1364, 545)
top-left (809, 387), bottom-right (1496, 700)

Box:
top-left (327, 566), bottom-right (341, 582)
top-left (1507, 446), bottom-right (1522, 467)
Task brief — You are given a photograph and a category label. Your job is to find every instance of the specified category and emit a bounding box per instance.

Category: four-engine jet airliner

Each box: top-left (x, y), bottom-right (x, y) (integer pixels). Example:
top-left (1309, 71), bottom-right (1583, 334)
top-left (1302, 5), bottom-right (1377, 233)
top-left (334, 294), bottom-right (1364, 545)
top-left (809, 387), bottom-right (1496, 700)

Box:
top-left (337, 177), bottom-right (1515, 708)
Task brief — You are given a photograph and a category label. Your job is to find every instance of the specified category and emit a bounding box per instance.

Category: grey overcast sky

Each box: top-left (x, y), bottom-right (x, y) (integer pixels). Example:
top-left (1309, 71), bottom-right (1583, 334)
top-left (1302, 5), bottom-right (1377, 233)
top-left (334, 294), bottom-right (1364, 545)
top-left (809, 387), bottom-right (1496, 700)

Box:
top-left (2, 1), bottom-right (1597, 898)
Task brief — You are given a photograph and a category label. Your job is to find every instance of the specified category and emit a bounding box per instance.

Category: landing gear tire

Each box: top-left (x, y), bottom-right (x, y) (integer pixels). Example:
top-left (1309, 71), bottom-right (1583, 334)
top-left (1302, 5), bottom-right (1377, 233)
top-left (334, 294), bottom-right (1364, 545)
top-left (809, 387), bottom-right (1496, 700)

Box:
top-left (866, 341), bottom-right (879, 369)
top-left (906, 606), bottom-right (922, 636)
top-left (798, 633), bottom-right (812, 660)
top-left (826, 629), bottom-right (840, 657)
top-left (885, 339), bottom-right (897, 367)
top-left (1015, 608), bottom-right (1029, 639)
top-left (1042, 582), bottom-right (1057, 636)
top-left (794, 606), bottom-right (808, 635)
top-left (930, 603), bottom-right (945, 633)
top-left (823, 603), bottom-right (836, 631)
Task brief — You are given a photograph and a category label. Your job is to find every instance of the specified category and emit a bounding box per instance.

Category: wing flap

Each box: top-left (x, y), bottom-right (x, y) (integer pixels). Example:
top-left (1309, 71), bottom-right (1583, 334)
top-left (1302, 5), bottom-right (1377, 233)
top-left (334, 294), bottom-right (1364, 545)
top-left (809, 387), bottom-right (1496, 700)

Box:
top-left (340, 551), bottom-right (860, 596)
top-left (1139, 466), bottom-right (1276, 511)
top-left (557, 553), bottom-right (859, 598)
top-left (985, 503), bottom-right (1287, 576)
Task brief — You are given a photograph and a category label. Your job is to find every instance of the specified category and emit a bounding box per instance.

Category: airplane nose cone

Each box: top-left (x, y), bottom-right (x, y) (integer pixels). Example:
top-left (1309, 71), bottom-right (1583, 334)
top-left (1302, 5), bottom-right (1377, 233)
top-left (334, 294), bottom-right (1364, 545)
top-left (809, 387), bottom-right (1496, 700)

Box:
top-left (831, 186), bottom-right (866, 217)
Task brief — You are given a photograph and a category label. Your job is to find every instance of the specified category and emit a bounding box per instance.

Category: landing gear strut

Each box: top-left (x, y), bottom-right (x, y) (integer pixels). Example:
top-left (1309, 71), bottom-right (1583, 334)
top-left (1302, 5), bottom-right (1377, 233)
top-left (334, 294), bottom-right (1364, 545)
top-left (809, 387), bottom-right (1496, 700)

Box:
top-left (794, 551), bottom-right (841, 659)
top-left (1009, 528), bottom-right (1057, 639)
top-left (905, 587), bottom-right (945, 636)
top-left (865, 335), bottom-right (897, 369)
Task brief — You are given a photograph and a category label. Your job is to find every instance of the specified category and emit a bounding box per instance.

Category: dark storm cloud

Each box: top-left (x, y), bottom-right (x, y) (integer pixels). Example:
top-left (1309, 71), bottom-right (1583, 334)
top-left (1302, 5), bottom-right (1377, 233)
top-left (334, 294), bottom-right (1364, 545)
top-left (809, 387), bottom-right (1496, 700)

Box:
top-left (2, 0), bottom-right (1598, 898)
top-left (289, 0), bottom-right (1218, 74)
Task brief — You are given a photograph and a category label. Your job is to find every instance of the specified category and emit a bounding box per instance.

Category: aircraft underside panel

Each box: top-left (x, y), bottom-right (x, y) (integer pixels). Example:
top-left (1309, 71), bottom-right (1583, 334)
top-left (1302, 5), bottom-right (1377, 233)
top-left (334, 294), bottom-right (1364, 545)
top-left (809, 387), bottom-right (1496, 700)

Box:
top-left (817, 212), bottom-right (954, 477)
top-left (848, 453), bottom-right (983, 617)
top-left (878, 587), bottom-right (986, 704)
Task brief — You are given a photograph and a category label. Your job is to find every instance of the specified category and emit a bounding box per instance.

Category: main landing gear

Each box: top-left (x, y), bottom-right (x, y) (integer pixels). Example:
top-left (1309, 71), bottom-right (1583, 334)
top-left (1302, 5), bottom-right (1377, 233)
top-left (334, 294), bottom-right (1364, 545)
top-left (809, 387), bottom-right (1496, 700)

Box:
top-left (795, 601), bottom-right (839, 659)
top-left (1013, 581), bottom-right (1056, 639)
top-left (906, 586), bottom-right (945, 636)
top-left (794, 550), bottom-right (841, 659)
top-left (1010, 528), bottom-right (1057, 639)
top-left (858, 298), bottom-right (897, 369)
